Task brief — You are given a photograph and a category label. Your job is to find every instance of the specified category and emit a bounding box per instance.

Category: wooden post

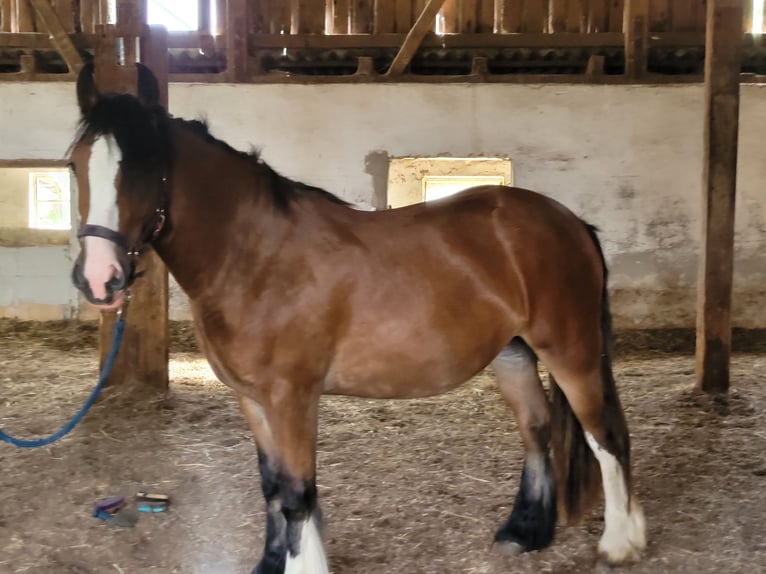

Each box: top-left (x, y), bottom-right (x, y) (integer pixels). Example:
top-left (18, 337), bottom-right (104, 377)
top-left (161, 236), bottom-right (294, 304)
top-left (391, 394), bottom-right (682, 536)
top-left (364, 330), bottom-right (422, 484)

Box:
top-left (88, 24), bottom-right (169, 392)
top-left (624, 0), bottom-right (648, 78)
top-left (226, 0), bottom-right (247, 80)
top-left (696, 0), bottom-right (742, 394)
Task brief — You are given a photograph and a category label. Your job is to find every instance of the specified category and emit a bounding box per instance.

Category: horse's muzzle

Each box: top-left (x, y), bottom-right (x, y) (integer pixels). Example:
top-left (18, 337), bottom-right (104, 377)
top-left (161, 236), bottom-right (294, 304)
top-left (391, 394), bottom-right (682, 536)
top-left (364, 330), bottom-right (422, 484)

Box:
top-left (71, 251), bottom-right (133, 307)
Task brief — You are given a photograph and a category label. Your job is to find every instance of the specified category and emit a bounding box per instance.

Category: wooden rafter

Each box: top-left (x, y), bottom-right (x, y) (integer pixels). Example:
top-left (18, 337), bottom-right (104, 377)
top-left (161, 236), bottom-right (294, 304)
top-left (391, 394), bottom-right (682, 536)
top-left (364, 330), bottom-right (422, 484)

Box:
top-left (27, 0), bottom-right (83, 75)
top-left (386, 0), bottom-right (446, 76)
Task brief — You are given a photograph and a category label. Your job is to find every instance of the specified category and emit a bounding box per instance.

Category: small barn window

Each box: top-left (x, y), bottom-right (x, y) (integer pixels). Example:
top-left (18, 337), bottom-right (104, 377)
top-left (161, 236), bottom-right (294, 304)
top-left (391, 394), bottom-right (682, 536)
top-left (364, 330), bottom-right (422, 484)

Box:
top-left (28, 171), bottom-right (71, 230)
top-left (387, 157), bottom-right (513, 209)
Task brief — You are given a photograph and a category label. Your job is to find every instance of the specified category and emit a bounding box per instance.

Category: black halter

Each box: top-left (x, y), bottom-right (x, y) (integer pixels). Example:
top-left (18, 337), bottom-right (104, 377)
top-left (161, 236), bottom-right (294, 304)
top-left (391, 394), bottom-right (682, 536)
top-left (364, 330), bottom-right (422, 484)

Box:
top-left (76, 178), bottom-right (168, 289)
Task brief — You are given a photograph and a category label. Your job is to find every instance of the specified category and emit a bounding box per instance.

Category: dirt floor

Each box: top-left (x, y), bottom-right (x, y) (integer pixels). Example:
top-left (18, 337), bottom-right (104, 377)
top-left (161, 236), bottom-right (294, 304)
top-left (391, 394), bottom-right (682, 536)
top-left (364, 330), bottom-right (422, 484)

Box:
top-left (0, 320), bottom-right (765, 574)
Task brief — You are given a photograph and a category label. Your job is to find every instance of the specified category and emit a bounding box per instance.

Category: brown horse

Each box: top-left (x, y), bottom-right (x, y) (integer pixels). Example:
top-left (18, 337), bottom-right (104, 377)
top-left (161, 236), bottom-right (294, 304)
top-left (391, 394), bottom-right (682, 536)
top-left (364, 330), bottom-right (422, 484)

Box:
top-left (69, 64), bottom-right (645, 574)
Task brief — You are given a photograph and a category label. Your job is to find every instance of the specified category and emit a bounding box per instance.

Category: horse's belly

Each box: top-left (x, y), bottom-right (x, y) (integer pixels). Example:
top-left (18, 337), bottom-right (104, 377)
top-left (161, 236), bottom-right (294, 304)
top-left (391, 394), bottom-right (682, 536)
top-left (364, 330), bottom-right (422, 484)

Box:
top-left (325, 338), bottom-right (503, 399)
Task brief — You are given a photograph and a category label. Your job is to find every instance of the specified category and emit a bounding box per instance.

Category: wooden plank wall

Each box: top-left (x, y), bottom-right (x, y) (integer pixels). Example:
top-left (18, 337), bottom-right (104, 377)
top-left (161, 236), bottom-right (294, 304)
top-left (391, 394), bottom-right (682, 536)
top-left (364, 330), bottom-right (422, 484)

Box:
top-left (1, 0), bottom-right (733, 37)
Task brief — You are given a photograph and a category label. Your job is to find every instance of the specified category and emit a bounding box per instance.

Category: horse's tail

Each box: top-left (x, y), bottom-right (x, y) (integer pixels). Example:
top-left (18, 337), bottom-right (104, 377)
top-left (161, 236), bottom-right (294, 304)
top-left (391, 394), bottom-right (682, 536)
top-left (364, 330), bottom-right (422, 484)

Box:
top-left (550, 223), bottom-right (627, 524)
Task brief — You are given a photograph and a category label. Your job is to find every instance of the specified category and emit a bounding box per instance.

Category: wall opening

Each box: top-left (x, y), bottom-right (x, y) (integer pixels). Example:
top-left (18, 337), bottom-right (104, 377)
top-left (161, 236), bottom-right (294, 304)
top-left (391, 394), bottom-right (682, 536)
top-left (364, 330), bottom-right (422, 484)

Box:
top-left (386, 157), bottom-right (512, 209)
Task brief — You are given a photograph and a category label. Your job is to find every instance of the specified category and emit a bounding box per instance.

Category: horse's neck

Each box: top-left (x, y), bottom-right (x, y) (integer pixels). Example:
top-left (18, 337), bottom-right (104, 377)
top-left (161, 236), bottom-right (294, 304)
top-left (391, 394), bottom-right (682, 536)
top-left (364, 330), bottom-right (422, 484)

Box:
top-left (154, 129), bottom-right (284, 300)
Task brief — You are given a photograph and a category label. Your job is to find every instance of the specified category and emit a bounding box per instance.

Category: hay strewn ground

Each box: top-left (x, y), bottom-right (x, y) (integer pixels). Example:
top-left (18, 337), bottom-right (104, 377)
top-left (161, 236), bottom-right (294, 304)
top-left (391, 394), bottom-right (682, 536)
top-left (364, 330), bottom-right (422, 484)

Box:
top-left (1, 321), bottom-right (764, 574)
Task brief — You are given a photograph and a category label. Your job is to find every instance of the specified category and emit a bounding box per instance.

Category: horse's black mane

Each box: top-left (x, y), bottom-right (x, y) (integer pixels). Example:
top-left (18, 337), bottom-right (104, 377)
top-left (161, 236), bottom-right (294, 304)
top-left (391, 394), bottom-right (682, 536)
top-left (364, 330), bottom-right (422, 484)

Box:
top-left (74, 93), bottom-right (349, 213)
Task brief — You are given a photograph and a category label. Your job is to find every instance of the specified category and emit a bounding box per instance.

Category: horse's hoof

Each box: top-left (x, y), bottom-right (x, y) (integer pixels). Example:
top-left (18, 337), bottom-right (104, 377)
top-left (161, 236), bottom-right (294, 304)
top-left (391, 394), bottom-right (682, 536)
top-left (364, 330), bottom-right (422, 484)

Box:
top-left (493, 540), bottom-right (526, 557)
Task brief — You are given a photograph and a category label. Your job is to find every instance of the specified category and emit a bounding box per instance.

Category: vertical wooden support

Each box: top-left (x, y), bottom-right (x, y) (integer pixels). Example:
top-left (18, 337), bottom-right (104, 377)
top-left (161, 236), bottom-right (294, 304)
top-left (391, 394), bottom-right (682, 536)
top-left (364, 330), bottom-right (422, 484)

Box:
top-left (374, 0), bottom-right (395, 32)
top-left (226, 0), bottom-right (247, 80)
top-left (696, 0), bottom-right (742, 394)
top-left (350, 0), bottom-right (373, 32)
top-left (90, 25), bottom-right (168, 391)
top-left (394, 0), bottom-right (412, 31)
top-left (624, 0), bottom-right (648, 78)
top-left (291, 0), bottom-right (326, 33)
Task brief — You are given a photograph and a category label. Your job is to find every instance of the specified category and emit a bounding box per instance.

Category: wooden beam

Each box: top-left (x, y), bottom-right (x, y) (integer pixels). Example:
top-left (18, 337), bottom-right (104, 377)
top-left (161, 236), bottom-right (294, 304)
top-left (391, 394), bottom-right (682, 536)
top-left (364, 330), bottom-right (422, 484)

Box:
top-left (248, 30), bottom-right (625, 48)
top-left (624, 0), bottom-right (648, 78)
top-left (696, 0), bottom-right (743, 394)
top-left (28, 0), bottom-right (83, 74)
top-left (226, 0), bottom-right (248, 80)
top-left (386, 0), bottom-right (447, 76)
top-left (88, 25), bottom-right (170, 391)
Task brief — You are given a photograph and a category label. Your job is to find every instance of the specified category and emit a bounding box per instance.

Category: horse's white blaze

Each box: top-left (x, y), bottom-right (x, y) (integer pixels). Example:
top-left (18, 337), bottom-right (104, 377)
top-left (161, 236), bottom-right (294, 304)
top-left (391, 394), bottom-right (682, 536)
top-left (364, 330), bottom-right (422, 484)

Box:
top-left (284, 514), bottom-right (330, 574)
top-left (83, 136), bottom-right (122, 299)
top-left (585, 432), bottom-right (646, 563)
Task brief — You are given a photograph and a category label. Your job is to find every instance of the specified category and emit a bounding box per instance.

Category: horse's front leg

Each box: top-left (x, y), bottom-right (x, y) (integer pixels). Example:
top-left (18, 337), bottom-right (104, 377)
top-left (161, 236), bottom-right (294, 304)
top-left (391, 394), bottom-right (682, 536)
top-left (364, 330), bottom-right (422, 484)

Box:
top-left (239, 390), bottom-right (329, 574)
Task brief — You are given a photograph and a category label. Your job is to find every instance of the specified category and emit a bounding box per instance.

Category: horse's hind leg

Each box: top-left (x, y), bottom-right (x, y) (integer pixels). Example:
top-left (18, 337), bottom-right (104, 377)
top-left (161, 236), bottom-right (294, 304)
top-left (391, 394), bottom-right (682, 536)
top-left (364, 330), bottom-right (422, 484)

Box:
top-left (537, 339), bottom-right (646, 565)
top-left (491, 338), bottom-right (557, 555)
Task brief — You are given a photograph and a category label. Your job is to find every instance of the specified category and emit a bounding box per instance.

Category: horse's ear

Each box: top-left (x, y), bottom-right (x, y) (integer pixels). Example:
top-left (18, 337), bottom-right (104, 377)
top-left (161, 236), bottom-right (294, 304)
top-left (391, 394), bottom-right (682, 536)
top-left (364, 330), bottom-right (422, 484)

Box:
top-left (136, 63), bottom-right (160, 107)
top-left (76, 61), bottom-right (99, 116)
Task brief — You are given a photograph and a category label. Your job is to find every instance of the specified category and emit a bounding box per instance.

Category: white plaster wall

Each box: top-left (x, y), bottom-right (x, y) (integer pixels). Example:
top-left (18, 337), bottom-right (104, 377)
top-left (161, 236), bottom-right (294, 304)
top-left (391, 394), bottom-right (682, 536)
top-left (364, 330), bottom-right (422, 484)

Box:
top-left (0, 81), bottom-right (763, 327)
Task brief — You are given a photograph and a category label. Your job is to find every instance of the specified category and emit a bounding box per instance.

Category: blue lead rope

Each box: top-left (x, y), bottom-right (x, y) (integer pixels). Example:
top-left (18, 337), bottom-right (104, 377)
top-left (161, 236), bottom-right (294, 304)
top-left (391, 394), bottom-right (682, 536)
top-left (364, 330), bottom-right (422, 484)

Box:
top-left (0, 315), bottom-right (126, 448)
